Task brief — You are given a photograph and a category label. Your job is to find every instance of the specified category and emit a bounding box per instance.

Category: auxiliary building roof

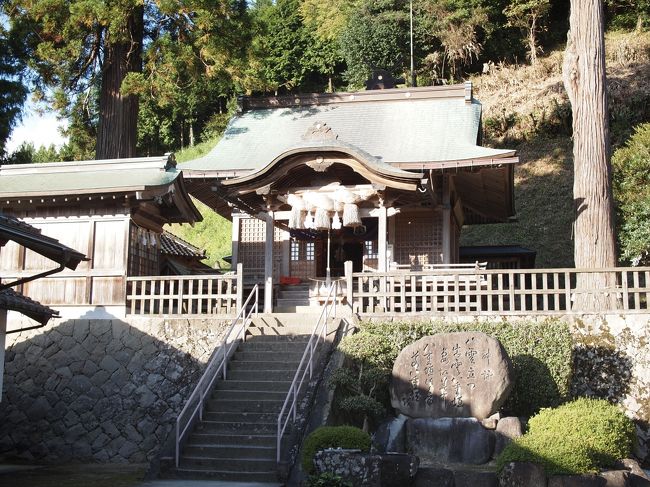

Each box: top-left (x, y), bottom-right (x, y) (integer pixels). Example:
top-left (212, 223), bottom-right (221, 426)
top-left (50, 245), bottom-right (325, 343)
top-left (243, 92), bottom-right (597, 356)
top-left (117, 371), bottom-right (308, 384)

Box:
top-left (0, 155), bottom-right (180, 198)
top-left (0, 155), bottom-right (202, 225)
top-left (0, 213), bottom-right (87, 270)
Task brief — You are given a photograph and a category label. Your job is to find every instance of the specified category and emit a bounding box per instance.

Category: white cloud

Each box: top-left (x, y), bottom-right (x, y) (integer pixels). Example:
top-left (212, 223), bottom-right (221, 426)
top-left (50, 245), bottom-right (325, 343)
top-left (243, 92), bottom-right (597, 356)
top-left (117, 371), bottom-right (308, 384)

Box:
top-left (6, 109), bottom-right (68, 153)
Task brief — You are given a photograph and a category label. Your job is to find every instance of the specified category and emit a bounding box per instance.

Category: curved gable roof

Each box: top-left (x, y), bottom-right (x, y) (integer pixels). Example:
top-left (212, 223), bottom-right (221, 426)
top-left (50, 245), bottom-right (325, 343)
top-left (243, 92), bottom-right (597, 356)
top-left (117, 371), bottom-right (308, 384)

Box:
top-left (185, 85), bottom-right (514, 174)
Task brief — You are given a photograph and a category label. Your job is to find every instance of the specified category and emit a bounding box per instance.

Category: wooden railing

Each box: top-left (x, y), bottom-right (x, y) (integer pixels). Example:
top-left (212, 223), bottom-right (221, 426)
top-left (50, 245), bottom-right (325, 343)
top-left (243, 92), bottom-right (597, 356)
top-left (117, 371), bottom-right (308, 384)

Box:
top-left (126, 264), bottom-right (243, 316)
top-left (346, 267), bottom-right (650, 315)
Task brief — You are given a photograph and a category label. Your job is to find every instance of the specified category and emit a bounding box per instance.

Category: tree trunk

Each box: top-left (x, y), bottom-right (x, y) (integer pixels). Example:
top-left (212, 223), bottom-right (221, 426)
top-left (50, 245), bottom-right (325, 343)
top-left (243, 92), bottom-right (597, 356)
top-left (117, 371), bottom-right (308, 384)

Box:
top-left (563, 0), bottom-right (617, 311)
top-left (528, 14), bottom-right (538, 65)
top-left (96, 8), bottom-right (143, 159)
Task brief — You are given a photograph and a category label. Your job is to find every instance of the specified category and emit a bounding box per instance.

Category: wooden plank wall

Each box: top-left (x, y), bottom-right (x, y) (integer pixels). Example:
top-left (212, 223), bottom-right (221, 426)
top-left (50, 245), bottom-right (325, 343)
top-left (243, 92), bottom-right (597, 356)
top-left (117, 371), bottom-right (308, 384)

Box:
top-left (1, 210), bottom-right (130, 307)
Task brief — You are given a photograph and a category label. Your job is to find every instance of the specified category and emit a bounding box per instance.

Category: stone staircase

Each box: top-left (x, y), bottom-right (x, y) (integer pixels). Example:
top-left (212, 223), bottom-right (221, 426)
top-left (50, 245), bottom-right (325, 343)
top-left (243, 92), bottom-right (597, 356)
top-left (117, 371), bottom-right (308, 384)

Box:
top-left (275, 283), bottom-right (311, 311)
top-left (171, 313), bottom-right (338, 483)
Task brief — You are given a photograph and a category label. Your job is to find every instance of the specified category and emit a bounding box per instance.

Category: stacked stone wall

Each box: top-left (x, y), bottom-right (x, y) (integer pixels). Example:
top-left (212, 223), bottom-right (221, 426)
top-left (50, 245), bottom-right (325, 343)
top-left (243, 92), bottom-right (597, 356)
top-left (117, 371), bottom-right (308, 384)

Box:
top-left (0, 316), bottom-right (229, 463)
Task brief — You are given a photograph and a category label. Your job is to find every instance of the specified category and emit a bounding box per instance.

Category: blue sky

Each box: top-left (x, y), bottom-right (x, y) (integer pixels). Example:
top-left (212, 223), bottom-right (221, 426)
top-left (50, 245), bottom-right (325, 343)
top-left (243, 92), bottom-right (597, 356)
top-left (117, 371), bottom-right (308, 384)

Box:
top-left (6, 103), bottom-right (68, 153)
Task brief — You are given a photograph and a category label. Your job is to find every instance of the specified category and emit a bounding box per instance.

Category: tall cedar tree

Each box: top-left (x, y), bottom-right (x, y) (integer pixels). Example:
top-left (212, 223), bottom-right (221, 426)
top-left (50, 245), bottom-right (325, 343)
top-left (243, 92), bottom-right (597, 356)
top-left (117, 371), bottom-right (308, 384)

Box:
top-left (563, 0), bottom-right (617, 310)
top-left (4, 0), bottom-right (240, 159)
top-left (0, 21), bottom-right (27, 156)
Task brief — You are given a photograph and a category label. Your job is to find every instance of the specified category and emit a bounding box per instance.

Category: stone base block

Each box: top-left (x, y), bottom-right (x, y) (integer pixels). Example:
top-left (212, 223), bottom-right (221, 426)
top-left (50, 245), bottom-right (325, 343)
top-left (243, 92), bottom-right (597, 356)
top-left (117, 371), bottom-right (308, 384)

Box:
top-left (407, 417), bottom-right (495, 465)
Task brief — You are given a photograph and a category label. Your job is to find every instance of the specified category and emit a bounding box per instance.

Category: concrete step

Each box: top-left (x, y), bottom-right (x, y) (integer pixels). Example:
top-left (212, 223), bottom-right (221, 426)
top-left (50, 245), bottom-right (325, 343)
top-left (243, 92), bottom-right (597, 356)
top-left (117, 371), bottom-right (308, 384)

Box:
top-left (252, 315), bottom-right (321, 329)
top-left (184, 444), bottom-right (276, 460)
top-left (188, 433), bottom-right (277, 447)
top-left (245, 325), bottom-right (317, 336)
top-left (279, 284), bottom-right (310, 291)
top-left (228, 360), bottom-right (300, 371)
top-left (207, 399), bottom-right (284, 413)
top-left (173, 466), bottom-right (279, 483)
top-left (180, 455), bottom-right (277, 473)
top-left (275, 298), bottom-right (310, 306)
top-left (196, 419), bottom-right (278, 434)
top-left (214, 380), bottom-right (292, 392)
top-left (234, 350), bottom-right (304, 362)
top-left (226, 369), bottom-right (296, 381)
top-left (211, 389), bottom-right (287, 402)
top-left (275, 305), bottom-right (328, 313)
top-left (277, 289), bottom-right (310, 298)
top-left (240, 341), bottom-right (308, 351)
top-left (242, 334), bottom-right (310, 343)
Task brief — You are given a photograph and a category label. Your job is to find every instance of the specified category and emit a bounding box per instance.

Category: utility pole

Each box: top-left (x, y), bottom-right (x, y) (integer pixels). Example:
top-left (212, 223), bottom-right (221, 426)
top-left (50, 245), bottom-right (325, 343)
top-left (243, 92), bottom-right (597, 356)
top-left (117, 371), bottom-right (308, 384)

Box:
top-left (410, 0), bottom-right (416, 87)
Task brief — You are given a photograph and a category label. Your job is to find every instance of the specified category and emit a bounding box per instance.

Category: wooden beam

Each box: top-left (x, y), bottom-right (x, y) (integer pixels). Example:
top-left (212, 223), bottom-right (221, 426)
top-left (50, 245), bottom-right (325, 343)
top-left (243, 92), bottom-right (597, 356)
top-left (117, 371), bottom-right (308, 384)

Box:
top-left (242, 84), bottom-right (467, 110)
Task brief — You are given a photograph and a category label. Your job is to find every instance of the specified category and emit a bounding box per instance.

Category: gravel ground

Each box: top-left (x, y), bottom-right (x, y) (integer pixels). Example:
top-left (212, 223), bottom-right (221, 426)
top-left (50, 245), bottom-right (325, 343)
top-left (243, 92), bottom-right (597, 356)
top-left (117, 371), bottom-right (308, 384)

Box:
top-left (0, 463), bottom-right (147, 487)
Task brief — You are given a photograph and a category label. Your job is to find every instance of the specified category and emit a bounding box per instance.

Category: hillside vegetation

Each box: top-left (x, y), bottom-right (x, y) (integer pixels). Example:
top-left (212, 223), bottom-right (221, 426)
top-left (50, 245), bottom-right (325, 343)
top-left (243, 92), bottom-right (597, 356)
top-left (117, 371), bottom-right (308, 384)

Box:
top-left (461, 31), bottom-right (650, 267)
top-left (165, 31), bottom-right (650, 271)
top-left (166, 139), bottom-right (234, 270)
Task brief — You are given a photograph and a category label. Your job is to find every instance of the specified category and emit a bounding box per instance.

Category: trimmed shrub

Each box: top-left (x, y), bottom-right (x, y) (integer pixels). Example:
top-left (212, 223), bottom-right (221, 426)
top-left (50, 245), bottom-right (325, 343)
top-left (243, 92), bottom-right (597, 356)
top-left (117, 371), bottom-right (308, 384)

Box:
top-left (613, 122), bottom-right (650, 264)
top-left (496, 397), bottom-right (636, 475)
top-left (338, 319), bottom-right (573, 416)
top-left (301, 426), bottom-right (371, 474)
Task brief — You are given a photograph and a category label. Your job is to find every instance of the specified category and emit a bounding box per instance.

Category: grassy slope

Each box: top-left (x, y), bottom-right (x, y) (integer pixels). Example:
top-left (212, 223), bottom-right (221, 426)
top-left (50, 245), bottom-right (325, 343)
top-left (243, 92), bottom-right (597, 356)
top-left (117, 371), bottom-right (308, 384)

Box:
top-left (166, 138), bottom-right (234, 270)
top-left (462, 31), bottom-right (650, 267)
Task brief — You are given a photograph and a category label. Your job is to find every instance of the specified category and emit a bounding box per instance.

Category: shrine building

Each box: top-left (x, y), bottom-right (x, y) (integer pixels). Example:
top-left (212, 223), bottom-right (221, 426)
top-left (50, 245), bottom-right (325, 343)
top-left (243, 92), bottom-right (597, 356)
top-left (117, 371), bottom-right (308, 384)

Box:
top-left (183, 83), bottom-right (519, 311)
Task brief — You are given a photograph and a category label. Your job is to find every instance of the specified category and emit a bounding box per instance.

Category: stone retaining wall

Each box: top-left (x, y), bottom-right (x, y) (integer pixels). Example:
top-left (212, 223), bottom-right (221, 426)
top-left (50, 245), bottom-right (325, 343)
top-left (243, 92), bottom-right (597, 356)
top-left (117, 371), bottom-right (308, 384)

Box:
top-left (0, 316), bottom-right (229, 463)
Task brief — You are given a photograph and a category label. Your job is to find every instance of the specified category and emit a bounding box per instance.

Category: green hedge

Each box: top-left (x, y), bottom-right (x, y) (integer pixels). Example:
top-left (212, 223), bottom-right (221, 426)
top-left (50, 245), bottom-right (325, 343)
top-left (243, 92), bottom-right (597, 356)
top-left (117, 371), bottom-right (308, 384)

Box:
top-left (338, 319), bottom-right (573, 417)
top-left (301, 426), bottom-right (371, 474)
top-left (496, 398), bottom-right (636, 475)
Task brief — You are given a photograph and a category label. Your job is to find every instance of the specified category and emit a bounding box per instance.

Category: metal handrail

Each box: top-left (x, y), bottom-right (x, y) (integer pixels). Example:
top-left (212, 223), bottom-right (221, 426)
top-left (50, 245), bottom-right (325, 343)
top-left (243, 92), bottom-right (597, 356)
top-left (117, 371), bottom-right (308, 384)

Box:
top-left (175, 284), bottom-right (259, 467)
top-left (276, 281), bottom-right (338, 463)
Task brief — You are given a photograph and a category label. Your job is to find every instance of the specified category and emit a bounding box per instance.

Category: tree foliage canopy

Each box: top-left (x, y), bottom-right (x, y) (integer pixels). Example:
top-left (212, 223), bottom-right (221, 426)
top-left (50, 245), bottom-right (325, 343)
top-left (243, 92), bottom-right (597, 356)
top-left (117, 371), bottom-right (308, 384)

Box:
top-left (0, 22), bottom-right (28, 156)
top-left (1, 0), bottom-right (647, 161)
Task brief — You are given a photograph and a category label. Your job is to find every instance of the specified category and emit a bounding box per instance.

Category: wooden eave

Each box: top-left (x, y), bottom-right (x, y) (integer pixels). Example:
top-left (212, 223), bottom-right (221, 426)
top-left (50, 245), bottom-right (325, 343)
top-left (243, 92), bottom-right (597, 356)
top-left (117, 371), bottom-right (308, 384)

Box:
top-left (0, 183), bottom-right (170, 199)
top-left (221, 148), bottom-right (423, 193)
top-left (452, 165), bottom-right (516, 224)
top-left (168, 175), bottom-right (203, 224)
top-left (0, 215), bottom-right (88, 270)
top-left (392, 153), bottom-right (518, 171)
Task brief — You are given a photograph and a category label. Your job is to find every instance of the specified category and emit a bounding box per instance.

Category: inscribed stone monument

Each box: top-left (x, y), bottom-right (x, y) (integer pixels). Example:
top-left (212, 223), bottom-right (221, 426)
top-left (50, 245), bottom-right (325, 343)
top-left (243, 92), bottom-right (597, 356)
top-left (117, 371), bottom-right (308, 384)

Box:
top-left (390, 332), bottom-right (513, 419)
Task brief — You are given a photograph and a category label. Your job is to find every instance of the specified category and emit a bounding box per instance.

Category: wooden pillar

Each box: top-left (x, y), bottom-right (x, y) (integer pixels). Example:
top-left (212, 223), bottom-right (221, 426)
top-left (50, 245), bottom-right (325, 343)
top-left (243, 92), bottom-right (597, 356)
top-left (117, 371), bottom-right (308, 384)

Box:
top-left (280, 228), bottom-right (290, 277)
top-left (345, 260), bottom-right (354, 312)
top-left (442, 176), bottom-right (451, 264)
top-left (0, 309), bottom-right (6, 401)
top-left (236, 262), bottom-right (243, 311)
top-left (231, 213), bottom-right (241, 268)
top-left (378, 203), bottom-right (388, 311)
top-left (378, 203), bottom-right (388, 272)
top-left (264, 212), bottom-right (274, 313)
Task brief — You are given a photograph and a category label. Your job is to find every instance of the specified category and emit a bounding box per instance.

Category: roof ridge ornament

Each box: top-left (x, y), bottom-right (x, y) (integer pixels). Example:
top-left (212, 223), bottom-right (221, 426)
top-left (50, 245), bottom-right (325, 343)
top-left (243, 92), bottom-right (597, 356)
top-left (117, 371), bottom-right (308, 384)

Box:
top-left (302, 122), bottom-right (338, 142)
top-left (165, 152), bottom-right (177, 170)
